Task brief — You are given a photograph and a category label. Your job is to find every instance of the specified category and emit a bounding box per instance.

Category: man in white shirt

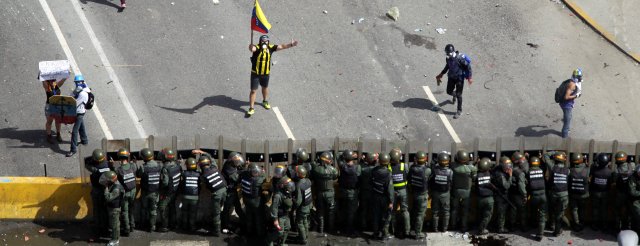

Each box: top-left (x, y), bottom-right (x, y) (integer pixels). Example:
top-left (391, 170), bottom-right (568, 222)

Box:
top-left (66, 74), bottom-right (90, 157)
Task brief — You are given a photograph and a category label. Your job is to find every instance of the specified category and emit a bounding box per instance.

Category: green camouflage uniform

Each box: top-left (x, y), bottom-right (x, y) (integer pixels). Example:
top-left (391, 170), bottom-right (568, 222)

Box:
top-left (269, 191), bottom-right (293, 246)
top-left (408, 163), bottom-right (431, 237)
top-left (450, 161), bottom-right (477, 232)
top-left (104, 182), bottom-right (124, 243)
top-left (508, 163), bottom-right (527, 231)
top-left (310, 162), bottom-right (338, 233)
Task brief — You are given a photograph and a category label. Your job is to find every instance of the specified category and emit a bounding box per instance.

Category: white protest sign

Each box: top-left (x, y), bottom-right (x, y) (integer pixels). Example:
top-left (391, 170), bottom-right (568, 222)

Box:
top-left (38, 60), bottom-right (70, 81)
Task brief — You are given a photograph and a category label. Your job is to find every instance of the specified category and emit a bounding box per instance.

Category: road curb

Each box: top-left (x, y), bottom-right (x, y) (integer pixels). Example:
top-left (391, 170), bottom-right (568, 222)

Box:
top-left (562, 0), bottom-right (640, 64)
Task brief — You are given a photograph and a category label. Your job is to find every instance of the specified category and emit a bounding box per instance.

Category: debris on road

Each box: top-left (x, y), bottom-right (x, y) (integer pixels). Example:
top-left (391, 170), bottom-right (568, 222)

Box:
top-left (444, 15), bottom-right (448, 18)
top-left (220, 35), bottom-right (224, 39)
top-left (171, 2), bottom-right (175, 5)
top-left (435, 28), bottom-right (446, 34)
top-left (414, 28), bottom-right (423, 32)
top-left (38, 229), bottom-right (45, 234)
top-left (358, 17), bottom-right (365, 23)
top-left (212, 0), bottom-right (219, 5)
top-left (322, 10), bottom-right (328, 14)
top-left (526, 42), bottom-right (539, 48)
top-left (603, 62), bottom-right (609, 68)
top-left (386, 7), bottom-right (399, 21)
top-left (427, 22), bottom-right (431, 25)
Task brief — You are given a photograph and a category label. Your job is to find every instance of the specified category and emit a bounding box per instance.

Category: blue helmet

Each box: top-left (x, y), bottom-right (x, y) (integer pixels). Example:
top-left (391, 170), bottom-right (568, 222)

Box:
top-left (572, 68), bottom-right (583, 82)
top-left (74, 74), bottom-right (85, 82)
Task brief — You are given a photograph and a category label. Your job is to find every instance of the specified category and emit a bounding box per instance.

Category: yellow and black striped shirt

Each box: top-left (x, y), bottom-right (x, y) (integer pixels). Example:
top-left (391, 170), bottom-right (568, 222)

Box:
top-left (251, 44), bottom-right (278, 75)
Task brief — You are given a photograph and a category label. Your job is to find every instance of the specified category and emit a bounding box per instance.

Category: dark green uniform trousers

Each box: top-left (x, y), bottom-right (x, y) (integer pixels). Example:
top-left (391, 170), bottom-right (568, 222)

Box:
top-left (121, 189), bottom-right (136, 232)
top-left (477, 196), bottom-right (494, 232)
top-left (372, 194), bottom-right (392, 236)
top-left (296, 205), bottom-right (311, 243)
top-left (108, 207), bottom-right (121, 242)
top-left (615, 193), bottom-right (631, 230)
top-left (451, 189), bottom-right (471, 231)
top-left (392, 188), bottom-right (410, 235)
top-left (316, 190), bottom-right (335, 233)
top-left (222, 190), bottom-right (243, 230)
top-left (158, 192), bottom-right (178, 230)
top-left (141, 192), bottom-right (159, 230)
top-left (508, 193), bottom-right (527, 230)
top-left (269, 216), bottom-right (291, 246)
top-left (569, 194), bottom-right (589, 227)
top-left (91, 190), bottom-right (107, 231)
top-left (181, 197), bottom-right (199, 231)
top-left (494, 194), bottom-right (510, 231)
top-left (359, 189), bottom-right (372, 230)
top-left (431, 191), bottom-right (450, 232)
top-left (591, 191), bottom-right (609, 230)
top-left (551, 194), bottom-right (569, 234)
top-left (631, 199), bottom-right (640, 232)
top-left (339, 189), bottom-right (358, 233)
top-left (244, 196), bottom-right (265, 237)
top-left (210, 188), bottom-right (227, 236)
top-left (411, 192), bottom-right (428, 237)
top-left (530, 191), bottom-right (547, 236)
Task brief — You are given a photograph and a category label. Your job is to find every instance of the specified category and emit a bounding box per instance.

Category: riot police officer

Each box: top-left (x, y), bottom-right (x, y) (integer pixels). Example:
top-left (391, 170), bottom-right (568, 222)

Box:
top-left (221, 152), bottom-right (245, 232)
top-left (614, 151), bottom-right (636, 231)
top-left (102, 171), bottom-right (123, 246)
top-left (271, 164), bottom-right (288, 195)
top-left (241, 162), bottom-right (266, 237)
top-left (508, 153), bottom-right (527, 232)
top-left (569, 153), bottom-right (589, 231)
top-left (527, 156), bottom-right (547, 241)
top-left (431, 152), bottom-right (453, 232)
top-left (288, 148), bottom-right (312, 180)
top-left (359, 152), bottom-right (378, 231)
top-left (408, 151), bottom-right (431, 239)
top-left (591, 153), bottom-right (613, 231)
top-left (627, 165), bottom-right (640, 232)
top-left (450, 149), bottom-right (476, 233)
top-left (371, 153), bottom-right (394, 240)
top-left (268, 177), bottom-right (296, 246)
top-left (338, 149), bottom-right (361, 236)
top-left (476, 158), bottom-right (494, 235)
top-left (136, 148), bottom-right (161, 232)
top-left (198, 151), bottom-right (227, 236)
top-left (493, 157), bottom-right (513, 233)
top-left (388, 148), bottom-right (410, 237)
top-left (293, 166), bottom-right (312, 244)
top-left (311, 151), bottom-right (338, 234)
top-left (544, 151), bottom-right (570, 236)
top-left (158, 148), bottom-right (182, 232)
top-left (115, 148), bottom-right (137, 236)
top-left (86, 149), bottom-right (111, 235)
top-left (181, 158), bottom-right (200, 232)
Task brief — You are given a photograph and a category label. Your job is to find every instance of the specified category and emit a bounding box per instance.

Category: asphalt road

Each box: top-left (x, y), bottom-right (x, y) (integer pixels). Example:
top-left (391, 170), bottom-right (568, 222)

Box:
top-left (1, 0), bottom-right (639, 177)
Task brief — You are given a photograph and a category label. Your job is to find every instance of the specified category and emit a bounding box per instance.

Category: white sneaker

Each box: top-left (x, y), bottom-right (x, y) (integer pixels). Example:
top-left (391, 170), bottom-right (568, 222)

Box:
top-left (107, 240), bottom-right (119, 246)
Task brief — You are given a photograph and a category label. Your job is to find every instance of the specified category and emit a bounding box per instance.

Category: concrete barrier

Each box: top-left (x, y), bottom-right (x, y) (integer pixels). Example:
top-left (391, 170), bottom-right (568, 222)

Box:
top-left (0, 177), bottom-right (91, 221)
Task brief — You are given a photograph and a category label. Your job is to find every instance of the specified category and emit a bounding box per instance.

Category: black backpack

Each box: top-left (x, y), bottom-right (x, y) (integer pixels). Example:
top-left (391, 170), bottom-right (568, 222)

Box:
top-left (85, 91), bottom-right (95, 110)
top-left (554, 80), bottom-right (571, 103)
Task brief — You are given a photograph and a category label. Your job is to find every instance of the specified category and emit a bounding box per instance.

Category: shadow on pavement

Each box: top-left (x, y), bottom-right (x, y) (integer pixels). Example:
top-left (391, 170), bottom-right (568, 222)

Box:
top-left (157, 95), bottom-right (248, 114)
top-left (392, 98), bottom-right (456, 115)
top-left (514, 125), bottom-right (561, 137)
top-left (79, 0), bottom-right (121, 10)
top-left (0, 127), bottom-right (67, 154)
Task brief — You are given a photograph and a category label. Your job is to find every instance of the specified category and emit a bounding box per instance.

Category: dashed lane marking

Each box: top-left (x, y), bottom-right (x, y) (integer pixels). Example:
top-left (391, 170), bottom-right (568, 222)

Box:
top-left (422, 86), bottom-right (462, 143)
top-left (273, 107), bottom-right (296, 140)
top-left (38, 0), bottom-right (113, 139)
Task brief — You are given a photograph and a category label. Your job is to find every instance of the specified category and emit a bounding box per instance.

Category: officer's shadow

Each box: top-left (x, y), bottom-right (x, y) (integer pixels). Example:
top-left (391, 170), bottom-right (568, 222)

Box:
top-left (392, 98), bottom-right (457, 115)
top-left (156, 95), bottom-right (248, 114)
top-left (514, 125), bottom-right (561, 137)
top-left (0, 127), bottom-right (68, 154)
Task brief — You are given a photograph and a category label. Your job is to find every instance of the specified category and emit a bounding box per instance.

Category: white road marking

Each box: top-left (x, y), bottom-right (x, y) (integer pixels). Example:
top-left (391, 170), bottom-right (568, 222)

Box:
top-left (422, 86), bottom-right (461, 143)
top-left (273, 107), bottom-right (296, 140)
top-left (212, 0), bottom-right (219, 4)
top-left (69, 0), bottom-right (147, 138)
top-left (38, 0), bottom-right (113, 139)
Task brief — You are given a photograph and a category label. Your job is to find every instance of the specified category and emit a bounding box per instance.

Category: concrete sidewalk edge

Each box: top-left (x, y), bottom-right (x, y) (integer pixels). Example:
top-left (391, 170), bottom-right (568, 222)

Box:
top-left (562, 0), bottom-right (640, 64)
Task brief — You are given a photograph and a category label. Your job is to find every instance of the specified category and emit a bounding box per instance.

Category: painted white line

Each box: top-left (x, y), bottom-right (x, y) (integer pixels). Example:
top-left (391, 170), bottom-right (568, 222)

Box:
top-left (69, 0), bottom-right (147, 139)
top-left (212, 0), bottom-right (219, 4)
top-left (272, 107), bottom-right (296, 140)
top-left (38, 0), bottom-right (113, 139)
top-left (422, 86), bottom-right (461, 143)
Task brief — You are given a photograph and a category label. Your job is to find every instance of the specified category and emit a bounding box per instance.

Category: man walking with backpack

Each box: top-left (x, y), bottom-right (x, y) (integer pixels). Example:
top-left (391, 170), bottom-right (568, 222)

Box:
top-left (66, 74), bottom-right (91, 157)
top-left (556, 68), bottom-right (583, 138)
top-left (435, 44), bottom-right (473, 119)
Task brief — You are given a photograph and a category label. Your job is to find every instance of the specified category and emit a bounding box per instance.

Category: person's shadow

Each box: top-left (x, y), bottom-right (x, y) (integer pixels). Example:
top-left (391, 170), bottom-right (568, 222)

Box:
top-left (0, 128), bottom-right (67, 154)
top-left (514, 125), bottom-right (561, 137)
top-left (79, 0), bottom-right (122, 11)
top-left (157, 95), bottom-right (248, 114)
top-left (392, 98), bottom-right (456, 115)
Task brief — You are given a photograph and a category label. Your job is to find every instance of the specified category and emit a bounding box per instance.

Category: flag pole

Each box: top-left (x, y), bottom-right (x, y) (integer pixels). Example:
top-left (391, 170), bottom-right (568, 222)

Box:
top-left (250, 0), bottom-right (256, 45)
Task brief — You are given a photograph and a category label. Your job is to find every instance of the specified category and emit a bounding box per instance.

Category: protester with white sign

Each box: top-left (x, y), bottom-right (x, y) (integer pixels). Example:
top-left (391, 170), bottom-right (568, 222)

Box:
top-left (40, 60), bottom-right (70, 143)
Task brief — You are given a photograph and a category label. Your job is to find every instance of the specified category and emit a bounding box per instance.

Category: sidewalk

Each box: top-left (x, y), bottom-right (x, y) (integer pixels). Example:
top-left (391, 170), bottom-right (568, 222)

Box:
top-left (563, 0), bottom-right (640, 63)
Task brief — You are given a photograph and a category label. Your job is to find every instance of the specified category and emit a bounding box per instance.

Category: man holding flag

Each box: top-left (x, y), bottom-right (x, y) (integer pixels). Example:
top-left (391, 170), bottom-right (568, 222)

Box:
top-left (247, 0), bottom-right (298, 116)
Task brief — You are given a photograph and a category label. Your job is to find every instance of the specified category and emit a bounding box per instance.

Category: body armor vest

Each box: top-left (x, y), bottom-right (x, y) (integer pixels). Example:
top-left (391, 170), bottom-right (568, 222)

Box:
top-left (222, 165), bottom-right (239, 189)
top-left (203, 167), bottom-right (226, 193)
top-left (297, 178), bottom-right (313, 206)
top-left (117, 164), bottom-right (136, 192)
top-left (372, 167), bottom-right (391, 195)
top-left (182, 170), bottom-right (200, 196)
top-left (389, 163), bottom-right (408, 188)
top-left (509, 168), bottom-right (526, 196)
top-left (142, 163), bottom-right (161, 192)
top-left (477, 171), bottom-right (493, 197)
top-left (591, 167), bottom-right (612, 192)
top-left (241, 174), bottom-right (261, 198)
top-left (90, 161), bottom-right (111, 188)
top-left (165, 163), bottom-right (182, 193)
top-left (527, 168), bottom-right (545, 191)
top-left (106, 184), bottom-right (123, 209)
top-left (617, 163), bottom-right (633, 193)
top-left (570, 167), bottom-right (589, 195)
top-left (550, 165), bottom-right (569, 192)
top-left (359, 165), bottom-right (374, 191)
top-left (339, 164), bottom-right (358, 189)
top-left (432, 167), bottom-right (452, 192)
top-left (409, 165), bottom-right (428, 193)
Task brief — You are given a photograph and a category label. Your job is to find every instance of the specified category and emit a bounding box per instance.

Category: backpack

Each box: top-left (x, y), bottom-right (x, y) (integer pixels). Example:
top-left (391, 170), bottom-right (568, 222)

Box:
top-left (459, 53), bottom-right (471, 79)
top-left (554, 80), bottom-right (571, 103)
top-left (85, 91), bottom-right (95, 110)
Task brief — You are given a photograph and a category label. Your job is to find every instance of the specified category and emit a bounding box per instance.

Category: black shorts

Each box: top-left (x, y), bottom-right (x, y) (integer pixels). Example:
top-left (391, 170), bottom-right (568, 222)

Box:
top-left (446, 78), bottom-right (464, 96)
top-left (250, 73), bottom-right (270, 90)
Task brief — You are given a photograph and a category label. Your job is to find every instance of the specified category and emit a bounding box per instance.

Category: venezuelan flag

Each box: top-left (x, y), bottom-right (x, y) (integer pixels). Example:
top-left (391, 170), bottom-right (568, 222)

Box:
top-left (251, 0), bottom-right (271, 34)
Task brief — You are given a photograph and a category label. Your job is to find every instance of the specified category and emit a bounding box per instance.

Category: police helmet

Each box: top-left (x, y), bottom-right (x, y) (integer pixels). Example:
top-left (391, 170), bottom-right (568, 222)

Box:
top-left (185, 158), bottom-right (197, 171)
top-left (296, 148), bottom-right (309, 162)
top-left (389, 148), bottom-right (402, 164)
top-left (342, 150), bottom-right (355, 161)
top-left (553, 151), bottom-right (567, 162)
top-left (478, 158), bottom-right (492, 171)
top-left (117, 148), bottom-right (130, 160)
top-left (279, 177), bottom-right (295, 194)
top-left (92, 149), bottom-right (106, 163)
top-left (228, 152), bottom-right (245, 167)
top-left (248, 163), bottom-right (262, 177)
top-left (365, 153), bottom-right (378, 165)
top-left (320, 152), bottom-right (333, 165)
top-left (570, 153), bottom-right (584, 165)
top-left (140, 148), bottom-right (154, 161)
top-left (530, 156), bottom-right (541, 167)
top-left (615, 151), bottom-right (628, 164)
top-left (415, 151), bottom-right (428, 165)
top-left (273, 164), bottom-right (286, 179)
top-left (455, 150), bottom-right (470, 163)
top-left (596, 153), bottom-right (610, 167)
top-left (198, 156), bottom-right (212, 167)
top-left (379, 153), bottom-right (391, 166)
top-left (437, 153), bottom-right (451, 167)
top-left (295, 165), bottom-right (308, 179)
top-left (511, 152), bottom-right (525, 164)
